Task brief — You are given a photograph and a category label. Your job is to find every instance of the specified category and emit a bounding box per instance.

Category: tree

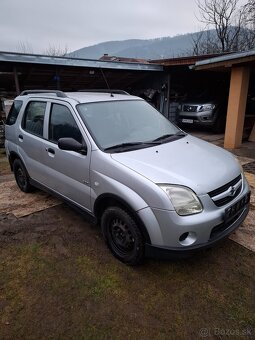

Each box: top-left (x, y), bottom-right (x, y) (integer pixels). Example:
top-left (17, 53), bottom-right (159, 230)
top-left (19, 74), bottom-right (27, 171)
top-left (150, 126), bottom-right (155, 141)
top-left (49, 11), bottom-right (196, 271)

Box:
top-left (43, 44), bottom-right (69, 57)
top-left (191, 29), bottom-right (221, 55)
top-left (245, 0), bottom-right (255, 23)
top-left (191, 0), bottom-right (255, 55)
top-left (16, 41), bottom-right (34, 54)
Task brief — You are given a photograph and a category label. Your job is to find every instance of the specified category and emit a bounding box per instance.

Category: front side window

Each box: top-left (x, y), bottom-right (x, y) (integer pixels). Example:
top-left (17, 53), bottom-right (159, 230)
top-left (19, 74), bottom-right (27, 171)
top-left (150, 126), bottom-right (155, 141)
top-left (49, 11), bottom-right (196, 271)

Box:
top-left (6, 100), bottom-right (23, 125)
top-left (22, 101), bottom-right (46, 137)
top-left (49, 103), bottom-right (82, 143)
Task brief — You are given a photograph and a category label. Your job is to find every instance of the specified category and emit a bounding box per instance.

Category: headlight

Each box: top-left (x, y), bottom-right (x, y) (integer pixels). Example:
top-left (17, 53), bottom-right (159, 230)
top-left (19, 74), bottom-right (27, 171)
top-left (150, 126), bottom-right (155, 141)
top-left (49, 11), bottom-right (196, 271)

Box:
top-left (177, 104), bottom-right (182, 111)
top-left (158, 184), bottom-right (203, 216)
top-left (198, 104), bottom-right (215, 112)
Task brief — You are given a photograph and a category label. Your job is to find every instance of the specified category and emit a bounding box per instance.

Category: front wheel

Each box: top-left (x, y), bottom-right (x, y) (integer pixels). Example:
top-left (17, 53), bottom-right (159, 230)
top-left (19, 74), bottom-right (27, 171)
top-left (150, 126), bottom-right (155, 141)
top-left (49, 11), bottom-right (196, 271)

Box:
top-left (101, 207), bottom-right (145, 265)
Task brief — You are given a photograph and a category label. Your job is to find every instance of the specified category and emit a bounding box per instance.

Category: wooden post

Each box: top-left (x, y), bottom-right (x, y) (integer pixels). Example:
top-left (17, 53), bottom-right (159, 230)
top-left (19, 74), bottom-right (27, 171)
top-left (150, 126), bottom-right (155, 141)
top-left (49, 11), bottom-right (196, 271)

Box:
top-left (224, 67), bottom-right (250, 149)
top-left (13, 67), bottom-right (20, 95)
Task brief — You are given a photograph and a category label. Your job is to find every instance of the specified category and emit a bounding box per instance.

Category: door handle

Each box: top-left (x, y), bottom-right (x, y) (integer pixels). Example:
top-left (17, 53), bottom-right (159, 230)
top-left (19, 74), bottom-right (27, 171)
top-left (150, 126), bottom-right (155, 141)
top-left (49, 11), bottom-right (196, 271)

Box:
top-left (47, 148), bottom-right (55, 155)
top-left (18, 134), bottom-right (23, 141)
top-left (46, 147), bottom-right (55, 157)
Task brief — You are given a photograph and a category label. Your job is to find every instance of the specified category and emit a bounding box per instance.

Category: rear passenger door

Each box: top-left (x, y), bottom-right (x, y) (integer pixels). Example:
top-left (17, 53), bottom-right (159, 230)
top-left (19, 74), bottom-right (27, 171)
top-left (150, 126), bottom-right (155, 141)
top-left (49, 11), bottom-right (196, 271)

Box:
top-left (18, 100), bottom-right (49, 183)
top-left (42, 102), bottom-right (91, 212)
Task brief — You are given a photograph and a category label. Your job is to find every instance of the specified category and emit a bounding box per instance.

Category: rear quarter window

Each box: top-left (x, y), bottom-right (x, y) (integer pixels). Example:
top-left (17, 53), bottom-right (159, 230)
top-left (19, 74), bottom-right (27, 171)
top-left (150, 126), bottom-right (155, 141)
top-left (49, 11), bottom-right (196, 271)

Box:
top-left (5, 100), bottom-right (23, 125)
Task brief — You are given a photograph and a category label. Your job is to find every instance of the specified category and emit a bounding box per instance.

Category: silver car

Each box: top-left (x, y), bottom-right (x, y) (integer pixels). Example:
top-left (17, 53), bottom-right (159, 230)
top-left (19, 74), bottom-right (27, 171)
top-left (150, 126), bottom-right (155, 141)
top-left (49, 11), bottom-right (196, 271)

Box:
top-left (5, 90), bottom-right (250, 265)
top-left (177, 89), bottom-right (228, 133)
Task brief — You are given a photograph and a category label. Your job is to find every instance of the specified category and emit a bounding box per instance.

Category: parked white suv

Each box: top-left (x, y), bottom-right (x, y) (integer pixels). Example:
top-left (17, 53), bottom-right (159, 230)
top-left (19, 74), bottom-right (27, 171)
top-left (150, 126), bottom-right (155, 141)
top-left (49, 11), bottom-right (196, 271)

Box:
top-left (5, 90), bottom-right (250, 265)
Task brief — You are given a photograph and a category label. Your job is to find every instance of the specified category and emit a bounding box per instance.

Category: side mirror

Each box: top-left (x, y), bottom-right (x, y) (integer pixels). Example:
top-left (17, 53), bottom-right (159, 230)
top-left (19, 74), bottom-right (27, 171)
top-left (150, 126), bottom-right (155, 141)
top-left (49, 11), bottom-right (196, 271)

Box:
top-left (58, 138), bottom-right (87, 155)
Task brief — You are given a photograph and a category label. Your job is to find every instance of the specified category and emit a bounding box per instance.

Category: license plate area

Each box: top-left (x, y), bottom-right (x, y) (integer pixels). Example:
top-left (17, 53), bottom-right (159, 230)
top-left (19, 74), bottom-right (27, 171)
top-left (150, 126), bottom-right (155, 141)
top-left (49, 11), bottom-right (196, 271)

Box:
top-left (224, 192), bottom-right (250, 222)
top-left (182, 119), bottom-right (193, 124)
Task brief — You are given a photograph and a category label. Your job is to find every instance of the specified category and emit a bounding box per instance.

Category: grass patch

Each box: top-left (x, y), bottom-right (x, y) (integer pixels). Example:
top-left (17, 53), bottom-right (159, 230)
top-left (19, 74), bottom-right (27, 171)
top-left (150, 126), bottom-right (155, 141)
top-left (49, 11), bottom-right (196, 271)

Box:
top-left (0, 220), bottom-right (254, 339)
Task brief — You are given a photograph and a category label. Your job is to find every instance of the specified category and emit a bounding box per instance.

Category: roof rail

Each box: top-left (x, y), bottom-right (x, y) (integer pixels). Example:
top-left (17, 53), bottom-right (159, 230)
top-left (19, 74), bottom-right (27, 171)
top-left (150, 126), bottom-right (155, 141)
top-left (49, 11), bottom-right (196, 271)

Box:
top-left (78, 89), bottom-right (130, 95)
top-left (20, 90), bottom-right (67, 98)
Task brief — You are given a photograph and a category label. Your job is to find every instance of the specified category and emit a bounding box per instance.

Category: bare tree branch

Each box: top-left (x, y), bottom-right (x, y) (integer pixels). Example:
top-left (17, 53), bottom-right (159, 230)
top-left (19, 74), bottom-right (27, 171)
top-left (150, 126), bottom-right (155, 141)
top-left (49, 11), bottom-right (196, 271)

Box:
top-left (16, 41), bottom-right (34, 54)
top-left (192, 0), bottom-right (254, 55)
top-left (43, 44), bottom-right (69, 57)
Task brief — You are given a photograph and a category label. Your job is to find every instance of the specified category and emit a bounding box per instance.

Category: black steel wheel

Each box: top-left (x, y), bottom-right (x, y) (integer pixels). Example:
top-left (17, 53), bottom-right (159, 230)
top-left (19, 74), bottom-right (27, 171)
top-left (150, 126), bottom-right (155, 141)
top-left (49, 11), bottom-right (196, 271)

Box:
top-left (13, 159), bottom-right (33, 193)
top-left (101, 207), bottom-right (144, 265)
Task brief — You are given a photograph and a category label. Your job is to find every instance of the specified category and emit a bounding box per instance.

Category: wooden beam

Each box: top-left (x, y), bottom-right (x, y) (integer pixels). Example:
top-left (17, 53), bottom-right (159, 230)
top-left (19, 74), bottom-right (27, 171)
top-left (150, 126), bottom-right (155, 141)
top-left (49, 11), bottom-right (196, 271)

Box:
top-left (13, 67), bottom-right (20, 94)
top-left (167, 74), bottom-right (171, 119)
top-left (195, 55), bottom-right (255, 71)
top-left (224, 67), bottom-right (250, 149)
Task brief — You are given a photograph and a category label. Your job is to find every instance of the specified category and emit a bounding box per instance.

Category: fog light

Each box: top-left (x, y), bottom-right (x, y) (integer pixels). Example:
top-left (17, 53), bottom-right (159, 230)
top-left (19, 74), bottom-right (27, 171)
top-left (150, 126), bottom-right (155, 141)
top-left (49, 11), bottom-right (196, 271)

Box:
top-left (179, 232), bottom-right (189, 242)
top-left (179, 232), bottom-right (197, 246)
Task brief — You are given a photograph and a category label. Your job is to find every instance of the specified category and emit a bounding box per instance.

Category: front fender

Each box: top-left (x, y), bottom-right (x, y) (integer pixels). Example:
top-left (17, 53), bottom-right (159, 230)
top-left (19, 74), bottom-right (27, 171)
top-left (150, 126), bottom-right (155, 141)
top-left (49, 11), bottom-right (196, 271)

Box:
top-left (90, 171), bottom-right (148, 212)
top-left (90, 171), bottom-right (164, 245)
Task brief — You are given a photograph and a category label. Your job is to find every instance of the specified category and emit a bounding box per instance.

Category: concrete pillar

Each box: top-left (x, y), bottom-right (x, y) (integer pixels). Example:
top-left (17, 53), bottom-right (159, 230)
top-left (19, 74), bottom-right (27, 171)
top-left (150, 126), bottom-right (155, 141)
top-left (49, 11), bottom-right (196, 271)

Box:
top-left (224, 66), bottom-right (250, 149)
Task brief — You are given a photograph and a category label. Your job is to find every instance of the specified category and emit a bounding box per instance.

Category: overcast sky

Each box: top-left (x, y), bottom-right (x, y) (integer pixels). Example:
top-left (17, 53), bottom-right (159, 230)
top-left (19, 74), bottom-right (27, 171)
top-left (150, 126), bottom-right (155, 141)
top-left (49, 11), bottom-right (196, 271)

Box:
top-left (0, 0), bottom-right (246, 54)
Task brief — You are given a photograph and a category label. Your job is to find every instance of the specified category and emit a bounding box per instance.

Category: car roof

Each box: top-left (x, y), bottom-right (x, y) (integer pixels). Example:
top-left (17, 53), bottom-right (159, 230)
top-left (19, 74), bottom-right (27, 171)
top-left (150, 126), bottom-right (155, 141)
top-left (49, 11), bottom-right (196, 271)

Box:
top-left (16, 91), bottom-right (141, 104)
top-left (66, 92), bottom-right (140, 103)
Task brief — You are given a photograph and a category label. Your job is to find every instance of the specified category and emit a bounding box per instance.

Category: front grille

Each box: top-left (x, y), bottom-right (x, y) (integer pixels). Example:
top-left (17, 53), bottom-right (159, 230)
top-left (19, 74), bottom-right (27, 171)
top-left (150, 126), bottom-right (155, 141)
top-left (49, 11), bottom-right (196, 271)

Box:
top-left (213, 186), bottom-right (242, 207)
top-left (208, 174), bottom-right (242, 207)
top-left (183, 105), bottom-right (198, 112)
top-left (209, 210), bottom-right (243, 240)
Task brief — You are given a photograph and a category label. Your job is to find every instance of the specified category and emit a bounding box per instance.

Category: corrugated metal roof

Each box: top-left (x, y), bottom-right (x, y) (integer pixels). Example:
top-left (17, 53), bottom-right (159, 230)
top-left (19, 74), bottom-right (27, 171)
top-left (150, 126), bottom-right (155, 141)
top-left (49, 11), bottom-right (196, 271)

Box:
top-left (0, 51), bottom-right (163, 72)
top-left (194, 49), bottom-right (255, 68)
top-left (99, 54), bottom-right (150, 64)
top-left (151, 53), bottom-right (227, 66)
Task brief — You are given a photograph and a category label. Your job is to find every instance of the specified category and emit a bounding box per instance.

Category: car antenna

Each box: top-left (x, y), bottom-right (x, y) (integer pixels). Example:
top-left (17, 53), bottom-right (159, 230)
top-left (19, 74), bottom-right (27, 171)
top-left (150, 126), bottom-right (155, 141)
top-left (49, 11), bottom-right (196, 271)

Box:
top-left (100, 68), bottom-right (114, 97)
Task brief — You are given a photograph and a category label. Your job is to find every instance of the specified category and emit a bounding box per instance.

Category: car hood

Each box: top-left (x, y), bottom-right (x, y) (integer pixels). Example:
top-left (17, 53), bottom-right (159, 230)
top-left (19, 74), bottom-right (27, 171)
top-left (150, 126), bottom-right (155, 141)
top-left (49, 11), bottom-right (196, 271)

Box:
top-left (182, 100), bottom-right (215, 105)
top-left (111, 135), bottom-right (240, 195)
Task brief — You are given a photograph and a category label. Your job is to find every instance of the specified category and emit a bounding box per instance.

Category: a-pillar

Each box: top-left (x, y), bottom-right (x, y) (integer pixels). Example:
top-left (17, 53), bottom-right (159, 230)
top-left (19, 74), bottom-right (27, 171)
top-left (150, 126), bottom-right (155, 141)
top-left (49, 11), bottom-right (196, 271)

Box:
top-left (224, 66), bottom-right (250, 149)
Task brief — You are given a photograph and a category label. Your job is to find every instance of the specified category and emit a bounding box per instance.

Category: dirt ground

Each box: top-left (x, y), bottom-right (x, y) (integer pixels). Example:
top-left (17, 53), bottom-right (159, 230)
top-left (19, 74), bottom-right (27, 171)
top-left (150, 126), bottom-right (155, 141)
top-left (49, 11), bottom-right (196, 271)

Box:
top-left (0, 148), bottom-right (255, 339)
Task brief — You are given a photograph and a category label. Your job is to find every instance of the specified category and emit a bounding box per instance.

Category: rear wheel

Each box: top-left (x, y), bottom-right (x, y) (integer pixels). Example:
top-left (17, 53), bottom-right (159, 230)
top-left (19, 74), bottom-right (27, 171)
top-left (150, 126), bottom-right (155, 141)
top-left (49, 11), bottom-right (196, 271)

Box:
top-left (13, 159), bottom-right (33, 193)
top-left (101, 207), bottom-right (145, 265)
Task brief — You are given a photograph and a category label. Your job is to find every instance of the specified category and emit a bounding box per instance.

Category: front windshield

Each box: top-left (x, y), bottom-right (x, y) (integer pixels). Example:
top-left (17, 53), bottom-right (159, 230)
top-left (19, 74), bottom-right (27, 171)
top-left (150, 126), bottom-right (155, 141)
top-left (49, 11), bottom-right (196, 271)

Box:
top-left (77, 99), bottom-right (181, 150)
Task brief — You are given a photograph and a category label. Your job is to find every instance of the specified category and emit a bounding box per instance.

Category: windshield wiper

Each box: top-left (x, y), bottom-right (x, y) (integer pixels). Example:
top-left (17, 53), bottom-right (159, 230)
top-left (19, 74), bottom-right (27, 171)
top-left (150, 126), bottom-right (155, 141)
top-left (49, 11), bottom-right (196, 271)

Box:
top-left (104, 141), bottom-right (160, 152)
top-left (104, 132), bottom-right (187, 152)
top-left (105, 142), bottom-right (143, 151)
top-left (153, 134), bottom-right (175, 142)
top-left (152, 132), bottom-right (186, 142)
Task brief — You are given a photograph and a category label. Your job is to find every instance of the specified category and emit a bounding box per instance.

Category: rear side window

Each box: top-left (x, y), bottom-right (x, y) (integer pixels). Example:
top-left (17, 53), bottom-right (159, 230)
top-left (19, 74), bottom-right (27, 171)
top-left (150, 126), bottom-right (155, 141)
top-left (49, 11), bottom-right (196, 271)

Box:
top-left (22, 101), bottom-right (46, 137)
top-left (5, 100), bottom-right (23, 125)
top-left (49, 103), bottom-right (82, 143)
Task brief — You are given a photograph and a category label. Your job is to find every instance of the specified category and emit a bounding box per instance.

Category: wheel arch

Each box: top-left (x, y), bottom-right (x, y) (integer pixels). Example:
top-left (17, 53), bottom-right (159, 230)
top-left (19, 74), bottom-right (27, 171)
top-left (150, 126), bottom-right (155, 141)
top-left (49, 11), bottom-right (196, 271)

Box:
top-left (94, 193), bottom-right (151, 244)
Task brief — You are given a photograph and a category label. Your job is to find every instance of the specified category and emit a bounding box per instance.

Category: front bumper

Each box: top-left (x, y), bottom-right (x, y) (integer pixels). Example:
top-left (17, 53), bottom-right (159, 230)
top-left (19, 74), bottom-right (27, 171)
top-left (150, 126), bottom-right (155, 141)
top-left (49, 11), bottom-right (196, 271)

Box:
top-left (137, 176), bottom-right (250, 258)
top-left (177, 110), bottom-right (215, 126)
top-left (145, 203), bottom-right (249, 259)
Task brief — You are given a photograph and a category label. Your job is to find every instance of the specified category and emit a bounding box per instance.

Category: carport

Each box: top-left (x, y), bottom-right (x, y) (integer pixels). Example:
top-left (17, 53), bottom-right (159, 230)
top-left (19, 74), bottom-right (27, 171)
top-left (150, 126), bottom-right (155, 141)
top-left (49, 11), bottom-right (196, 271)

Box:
top-left (150, 53), bottom-right (231, 124)
top-left (194, 50), bottom-right (255, 149)
top-left (0, 51), bottom-right (163, 96)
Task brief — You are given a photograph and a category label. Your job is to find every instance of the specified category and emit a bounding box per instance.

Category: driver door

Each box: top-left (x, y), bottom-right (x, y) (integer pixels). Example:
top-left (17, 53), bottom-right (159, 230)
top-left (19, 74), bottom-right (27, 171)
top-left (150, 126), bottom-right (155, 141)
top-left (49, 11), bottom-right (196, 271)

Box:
top-left (41, 102), bottom-right (91, 212)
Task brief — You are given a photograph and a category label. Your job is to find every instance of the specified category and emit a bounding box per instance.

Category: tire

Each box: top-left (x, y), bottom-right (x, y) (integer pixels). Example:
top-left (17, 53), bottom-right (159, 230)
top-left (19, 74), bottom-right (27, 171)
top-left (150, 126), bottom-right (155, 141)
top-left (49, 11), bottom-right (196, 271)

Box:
top-left (101, 206), bottom-right (145, 265)
top-left (13, 159), bottom-right (33, 193)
